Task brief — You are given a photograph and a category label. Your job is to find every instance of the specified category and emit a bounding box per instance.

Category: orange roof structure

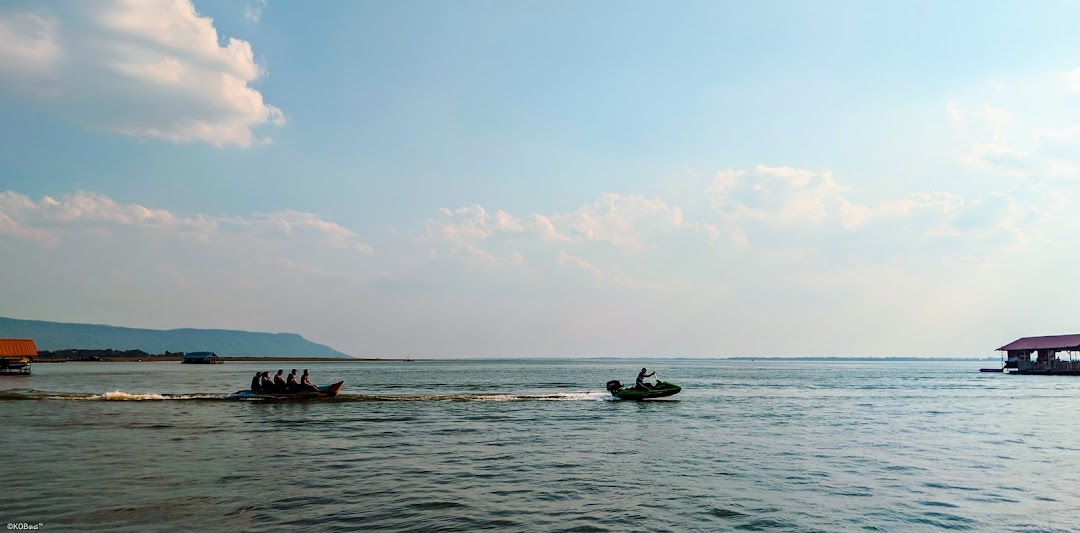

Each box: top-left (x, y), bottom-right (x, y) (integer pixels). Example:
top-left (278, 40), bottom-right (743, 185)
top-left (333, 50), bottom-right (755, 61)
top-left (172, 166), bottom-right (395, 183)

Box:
top-left (0, 339), bottom-right (38, 358)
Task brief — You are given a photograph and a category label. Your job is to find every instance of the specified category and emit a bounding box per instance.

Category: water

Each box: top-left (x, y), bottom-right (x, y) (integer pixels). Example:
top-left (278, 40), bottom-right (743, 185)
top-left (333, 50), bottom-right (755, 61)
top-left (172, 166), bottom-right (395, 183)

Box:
top-left (2, 359), bottom-right (1078, 532)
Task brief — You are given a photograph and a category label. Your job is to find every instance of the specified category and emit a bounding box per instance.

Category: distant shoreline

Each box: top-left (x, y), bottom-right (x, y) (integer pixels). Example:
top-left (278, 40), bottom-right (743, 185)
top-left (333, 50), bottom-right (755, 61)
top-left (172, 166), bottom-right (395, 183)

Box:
top-left (33, 355), bottom-right (995, 363)
top-left (36, 356), bottom-right (420, 363)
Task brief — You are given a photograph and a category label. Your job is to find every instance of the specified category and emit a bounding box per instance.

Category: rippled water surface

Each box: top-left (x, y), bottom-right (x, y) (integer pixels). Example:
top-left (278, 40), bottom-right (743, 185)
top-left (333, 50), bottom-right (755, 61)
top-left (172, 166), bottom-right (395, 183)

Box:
top-left (3, 359), bottom-right (1079, 532)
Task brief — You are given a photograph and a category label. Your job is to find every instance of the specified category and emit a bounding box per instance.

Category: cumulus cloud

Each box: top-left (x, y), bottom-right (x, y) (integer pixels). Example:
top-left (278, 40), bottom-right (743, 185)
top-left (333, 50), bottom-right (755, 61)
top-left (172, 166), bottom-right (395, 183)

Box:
top-left (707, 165), bottom-right (871, 232)
top-left (223, 210), bottom-right (374, 253)
top-left (949, 68), bottom-right (1080, 180)
top-left (556, 250), bottom-right (603, 278)
top-left (243, 0), bottom-right (268, 23)
top-left (0, 190), bottom-right (370, 253)
top-left (0, 190), bottom-right (212, 239)
top-left (0, 170), bottom-right (1063, 357)
top-left (424, 205), bottom-right (535, 265)
top-left (0, 12), bottom-right (60, 80)
top-left (706, 165), bottom-right (1040, 255)
top-left (423, 194), bottom-right (702, 287)
top-left (428, 193), bottom-right (689, 261)
top-left (562, 193), bottom-right (685, 250)
top-left (1064, 67), bottom-right (1080, 94)
top-left (0, 209), bottom-right (55, 244)
top-left (0, 0), bottom-right (283, 147)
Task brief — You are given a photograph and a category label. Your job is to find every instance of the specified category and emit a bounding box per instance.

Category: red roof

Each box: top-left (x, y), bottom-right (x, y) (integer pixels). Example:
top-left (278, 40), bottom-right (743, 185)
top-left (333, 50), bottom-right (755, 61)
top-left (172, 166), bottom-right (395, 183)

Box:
top-left (998, 334), bottom-right (1080, 352)
top-left (0, 339), bottom-right (37, 358)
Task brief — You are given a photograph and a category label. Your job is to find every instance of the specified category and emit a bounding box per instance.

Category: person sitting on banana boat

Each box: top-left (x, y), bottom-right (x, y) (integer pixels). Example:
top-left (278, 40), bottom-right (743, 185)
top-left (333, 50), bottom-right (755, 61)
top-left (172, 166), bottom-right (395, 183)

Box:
top-left (259, 371), bottom-right (274, 391)
top-left (300, 369), bottom-right (319, 392)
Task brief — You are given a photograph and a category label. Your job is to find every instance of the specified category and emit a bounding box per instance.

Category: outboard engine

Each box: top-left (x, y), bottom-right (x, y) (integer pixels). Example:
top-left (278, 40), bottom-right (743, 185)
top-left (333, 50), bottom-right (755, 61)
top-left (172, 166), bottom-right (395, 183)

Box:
top-left (606, 380), bottom-right (622, 393)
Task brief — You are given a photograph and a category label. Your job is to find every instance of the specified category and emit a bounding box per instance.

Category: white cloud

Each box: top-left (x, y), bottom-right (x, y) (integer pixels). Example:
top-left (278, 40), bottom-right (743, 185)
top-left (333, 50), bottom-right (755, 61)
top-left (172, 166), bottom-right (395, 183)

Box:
top-left (561, 193), bottom-right (685, 250)
top-left (0, 190), bottom-right (371, 254)
top-left (0, 169), bottom-right (1065, 357)
top-left (707, 165), bottom-right (871, 232)
top-left (426, 193), bottom-right (696, 270)
top-left (1064, 67), bottom-right (1080, 93)
top-left (962, 143), bottom-right (1030, 172)
top-left (0, 190), bottom-right (211, 236)
top-left (425, 205), bottom-right (533, 266)
top-left (949, 67), bottom-right (1080, 180)
top-left (223, 210), bottom-right (374, 253)
top-left (706, 165), bottom-right (1041, 256)
top-left (946, 102), bottom-right (962, 122)
top-left (0, 210), bottom-right (55, 244)
top-left (244, 0), bottom-right (268, 23)
top-left (556, 250), bottom-right (603, 278)
top-left (0, 0), bottom-right (283, 147)
top-left (0, 12), bottom-right (60, 80)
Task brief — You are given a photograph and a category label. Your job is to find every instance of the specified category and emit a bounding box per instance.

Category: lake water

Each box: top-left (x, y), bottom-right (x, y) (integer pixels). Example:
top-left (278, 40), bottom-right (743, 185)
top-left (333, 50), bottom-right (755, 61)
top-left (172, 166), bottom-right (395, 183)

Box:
top-left (2, 359), bottom-right (1078, 532)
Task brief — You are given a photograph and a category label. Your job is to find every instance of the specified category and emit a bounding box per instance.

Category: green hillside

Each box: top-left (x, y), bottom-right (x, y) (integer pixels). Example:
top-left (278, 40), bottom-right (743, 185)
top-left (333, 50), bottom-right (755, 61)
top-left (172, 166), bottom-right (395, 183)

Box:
top-left (0, 317), bottom-right (351, 358)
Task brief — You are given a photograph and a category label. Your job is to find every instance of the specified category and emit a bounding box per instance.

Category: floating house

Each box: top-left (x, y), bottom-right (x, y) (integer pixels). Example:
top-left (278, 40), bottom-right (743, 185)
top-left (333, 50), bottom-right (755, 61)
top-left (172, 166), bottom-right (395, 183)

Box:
top-left (181, 351), bottom-right (223, 364)
top-left (998, 334), bottom-right (1080, 375)
top-left (0, 339), bottom-right (37, 375)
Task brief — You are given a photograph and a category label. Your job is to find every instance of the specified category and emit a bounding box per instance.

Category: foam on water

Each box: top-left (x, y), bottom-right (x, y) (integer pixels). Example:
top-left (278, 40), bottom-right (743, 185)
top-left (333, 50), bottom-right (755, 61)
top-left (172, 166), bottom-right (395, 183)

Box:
top-left (0, 389), bottom-right (225, 401)
top-left (98, 391), bottom-right (170, 401)
top-left (338, 391), bottom-right (613, 402)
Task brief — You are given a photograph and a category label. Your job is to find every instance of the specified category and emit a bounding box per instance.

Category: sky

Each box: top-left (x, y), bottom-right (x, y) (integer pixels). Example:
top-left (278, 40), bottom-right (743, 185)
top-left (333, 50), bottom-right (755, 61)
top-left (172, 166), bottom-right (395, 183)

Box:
top-left (1, 0), bottom-right (1079, 358)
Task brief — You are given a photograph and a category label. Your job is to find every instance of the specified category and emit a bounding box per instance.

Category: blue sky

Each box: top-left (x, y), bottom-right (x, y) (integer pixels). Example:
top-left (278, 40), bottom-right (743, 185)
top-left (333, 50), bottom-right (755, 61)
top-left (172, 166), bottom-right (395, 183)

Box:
top-left (1, 0), bottom-right (1079, 357)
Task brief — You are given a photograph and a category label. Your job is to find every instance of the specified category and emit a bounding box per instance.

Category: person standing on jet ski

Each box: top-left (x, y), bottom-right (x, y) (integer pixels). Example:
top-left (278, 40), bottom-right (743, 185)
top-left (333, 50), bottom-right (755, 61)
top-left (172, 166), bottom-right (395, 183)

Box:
top-left (636, 368), bottom-right (655, 390)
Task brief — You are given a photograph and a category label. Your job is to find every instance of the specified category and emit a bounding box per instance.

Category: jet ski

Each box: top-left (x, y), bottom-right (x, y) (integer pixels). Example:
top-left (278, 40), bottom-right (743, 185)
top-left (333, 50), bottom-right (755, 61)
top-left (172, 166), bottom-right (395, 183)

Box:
top-left (606, 379), bottom-right (681, 400)
top-left (228, 381), bottom-right (344, 400)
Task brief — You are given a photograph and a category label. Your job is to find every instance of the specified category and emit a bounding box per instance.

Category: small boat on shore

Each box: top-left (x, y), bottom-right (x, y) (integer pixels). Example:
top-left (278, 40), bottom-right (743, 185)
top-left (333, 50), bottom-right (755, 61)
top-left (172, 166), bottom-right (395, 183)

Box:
top-left (228, 381), bottom-right (344, 400)
top-left (606, 379), bottom-right (681, 400)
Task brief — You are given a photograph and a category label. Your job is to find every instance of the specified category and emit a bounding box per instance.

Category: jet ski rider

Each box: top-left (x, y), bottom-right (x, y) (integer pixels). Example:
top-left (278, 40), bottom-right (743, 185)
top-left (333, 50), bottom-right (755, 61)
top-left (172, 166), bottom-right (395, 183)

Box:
top-left (636, 368), bottom-right (655, 390)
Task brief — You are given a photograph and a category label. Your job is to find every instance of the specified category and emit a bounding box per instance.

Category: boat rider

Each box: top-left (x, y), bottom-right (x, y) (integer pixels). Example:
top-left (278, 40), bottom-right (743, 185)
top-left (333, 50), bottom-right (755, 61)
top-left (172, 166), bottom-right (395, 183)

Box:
top-left (636, 368), bottom-right (655, 390)
top-left (300, 369), bottom-right (318, 392)
top-left (259, 371), bottom-right (274, 391)
top-left (286, 369), bottom-right (299, 391)
top-left (273, 370), bottom-right (286, 390)
top-left (250, 372), bottom-right (262, 392)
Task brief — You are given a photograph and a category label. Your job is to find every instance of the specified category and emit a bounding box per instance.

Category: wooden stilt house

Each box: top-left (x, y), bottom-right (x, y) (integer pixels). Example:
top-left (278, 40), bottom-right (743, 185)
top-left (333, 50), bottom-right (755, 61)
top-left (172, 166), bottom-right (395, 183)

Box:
top-left (0, 339), bottom-right (37, 375)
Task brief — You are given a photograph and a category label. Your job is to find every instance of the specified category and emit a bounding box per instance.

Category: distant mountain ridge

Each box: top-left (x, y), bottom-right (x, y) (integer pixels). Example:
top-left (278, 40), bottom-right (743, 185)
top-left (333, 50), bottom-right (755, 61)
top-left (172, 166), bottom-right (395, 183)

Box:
top-left (0, 317), bottom-right (352, 358)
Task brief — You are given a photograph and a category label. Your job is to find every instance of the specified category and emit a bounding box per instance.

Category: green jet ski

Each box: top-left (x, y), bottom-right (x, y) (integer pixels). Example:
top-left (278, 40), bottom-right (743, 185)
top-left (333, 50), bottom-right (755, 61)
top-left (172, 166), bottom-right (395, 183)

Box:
top-left (606, 379), bottom-right (681, 400)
